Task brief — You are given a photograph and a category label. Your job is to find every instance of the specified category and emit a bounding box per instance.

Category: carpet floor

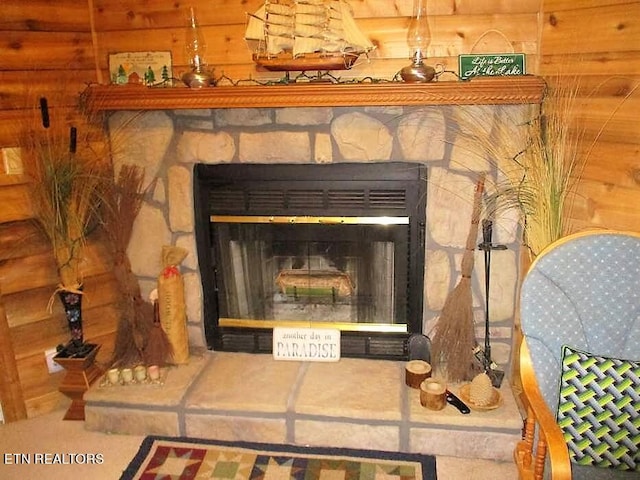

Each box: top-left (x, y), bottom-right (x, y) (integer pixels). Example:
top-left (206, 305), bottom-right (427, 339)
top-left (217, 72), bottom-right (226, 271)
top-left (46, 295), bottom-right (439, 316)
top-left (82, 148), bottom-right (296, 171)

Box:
top-left (121, 436), bottom-right (438, 480)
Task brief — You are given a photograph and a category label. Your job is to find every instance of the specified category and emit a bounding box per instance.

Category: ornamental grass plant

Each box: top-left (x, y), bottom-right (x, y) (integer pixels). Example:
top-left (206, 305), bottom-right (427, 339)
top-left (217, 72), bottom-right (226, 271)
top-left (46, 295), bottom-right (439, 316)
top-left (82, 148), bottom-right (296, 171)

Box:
top-left (21, 98), bottom-right (111, 294)
top-left (454, 78), bottom-right (586, 257)
top-left (455, 75), bottom-right (638, 257)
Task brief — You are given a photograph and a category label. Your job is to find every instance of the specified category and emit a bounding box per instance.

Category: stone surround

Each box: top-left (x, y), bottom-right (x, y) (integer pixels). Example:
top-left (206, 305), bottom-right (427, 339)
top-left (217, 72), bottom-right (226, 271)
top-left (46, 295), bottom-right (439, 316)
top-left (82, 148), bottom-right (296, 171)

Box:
top-left (84, 350), bottom-right (523, 462)
top-left (109, 102), bottom-right (533, 370)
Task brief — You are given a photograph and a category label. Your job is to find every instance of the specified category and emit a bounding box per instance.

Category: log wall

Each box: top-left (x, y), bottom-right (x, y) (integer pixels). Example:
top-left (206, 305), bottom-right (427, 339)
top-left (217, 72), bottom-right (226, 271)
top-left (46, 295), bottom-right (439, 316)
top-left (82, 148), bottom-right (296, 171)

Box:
top-left (0, 0), bottom-right (638, 421)
top-left (0, 1), bottom-right (116, 420)
top-left (539, 0), bottom-right (640, 232)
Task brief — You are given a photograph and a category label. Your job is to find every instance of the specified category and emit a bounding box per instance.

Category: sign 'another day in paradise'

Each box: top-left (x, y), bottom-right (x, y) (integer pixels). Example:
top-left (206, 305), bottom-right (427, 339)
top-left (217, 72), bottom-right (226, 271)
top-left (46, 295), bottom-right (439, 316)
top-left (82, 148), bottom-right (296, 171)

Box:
top-left (273, 327), bottom-right (341, 362)
top-left (458, 53), bottom-right (526, 80)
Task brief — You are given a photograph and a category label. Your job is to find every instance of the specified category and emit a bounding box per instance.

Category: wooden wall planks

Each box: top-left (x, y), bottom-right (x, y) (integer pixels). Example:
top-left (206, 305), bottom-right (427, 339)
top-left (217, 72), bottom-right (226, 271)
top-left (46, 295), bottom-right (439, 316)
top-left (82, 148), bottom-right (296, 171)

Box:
top-left (90, 1), bottom-right (541, 84)
top-left (540, 0), bottom-right (640, 233)
top-left (0, 0), bottom-right (638, 421)
top-left (0, 0), bottom-right (118, 418)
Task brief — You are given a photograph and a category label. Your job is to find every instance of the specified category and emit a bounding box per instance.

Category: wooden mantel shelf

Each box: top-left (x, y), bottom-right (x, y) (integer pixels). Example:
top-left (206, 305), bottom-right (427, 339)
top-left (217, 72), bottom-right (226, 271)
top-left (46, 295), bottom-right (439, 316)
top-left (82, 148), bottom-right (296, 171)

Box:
top-left (83, 76), bottom-right (546, 112)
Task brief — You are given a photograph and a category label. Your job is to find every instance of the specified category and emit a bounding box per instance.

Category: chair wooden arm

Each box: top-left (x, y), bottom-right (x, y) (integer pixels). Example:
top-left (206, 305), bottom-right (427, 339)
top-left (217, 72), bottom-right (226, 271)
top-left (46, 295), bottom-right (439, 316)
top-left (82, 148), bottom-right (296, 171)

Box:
top-left (515, 340), bottom-right (572, 480)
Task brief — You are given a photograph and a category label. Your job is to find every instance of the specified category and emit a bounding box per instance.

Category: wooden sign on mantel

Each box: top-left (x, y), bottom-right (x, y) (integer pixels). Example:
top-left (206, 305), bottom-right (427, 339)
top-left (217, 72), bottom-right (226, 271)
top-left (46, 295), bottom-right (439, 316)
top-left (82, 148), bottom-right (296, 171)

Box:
top-left (273, 327), bottom-right (341, 362)
top-left (458, 53), bottom-right (526, 81)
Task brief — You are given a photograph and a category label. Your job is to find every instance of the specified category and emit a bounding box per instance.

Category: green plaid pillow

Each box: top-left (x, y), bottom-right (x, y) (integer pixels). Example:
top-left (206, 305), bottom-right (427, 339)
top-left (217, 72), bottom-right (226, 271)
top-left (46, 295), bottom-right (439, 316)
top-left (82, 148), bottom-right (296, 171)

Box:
top-left (556, 345), bottom-right (640, 471)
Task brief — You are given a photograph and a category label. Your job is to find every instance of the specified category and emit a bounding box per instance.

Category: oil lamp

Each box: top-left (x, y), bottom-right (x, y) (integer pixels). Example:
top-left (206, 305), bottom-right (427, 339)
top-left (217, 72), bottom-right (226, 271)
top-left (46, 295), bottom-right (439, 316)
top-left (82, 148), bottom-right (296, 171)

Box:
top-left (181, 7), bottom-right (213, 88)
top-left (400, 0), bottom-right (436, 83)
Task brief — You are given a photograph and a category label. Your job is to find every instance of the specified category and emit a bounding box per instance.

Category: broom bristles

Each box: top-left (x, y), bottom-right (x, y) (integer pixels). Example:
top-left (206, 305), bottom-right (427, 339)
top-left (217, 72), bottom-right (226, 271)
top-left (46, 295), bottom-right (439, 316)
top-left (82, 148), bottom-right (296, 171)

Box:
top-left (431, 175), bottom-right (485, 383)
top-left (143, 299), bottom-right (173, 366)
top-left (110, 314), bottom-right (144, 368)
top-left (431, 278), bottom-right (477, 382)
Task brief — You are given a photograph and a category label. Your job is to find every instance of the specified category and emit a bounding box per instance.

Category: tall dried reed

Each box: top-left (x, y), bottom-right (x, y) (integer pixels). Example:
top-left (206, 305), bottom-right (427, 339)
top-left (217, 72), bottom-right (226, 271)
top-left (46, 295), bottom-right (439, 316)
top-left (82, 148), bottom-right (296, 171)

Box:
top-left (21, 99), bottom-right (111, 292)
top-left (453, 78), bottom-right (586, 257)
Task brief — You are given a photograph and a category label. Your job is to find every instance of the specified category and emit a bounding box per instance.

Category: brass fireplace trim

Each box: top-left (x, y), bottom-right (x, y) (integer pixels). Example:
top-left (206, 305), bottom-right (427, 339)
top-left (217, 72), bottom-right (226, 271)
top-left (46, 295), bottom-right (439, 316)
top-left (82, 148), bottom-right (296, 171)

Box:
top-left (210, 215), bottom-right (410, 225)
top-left (219, 318), bottom-right (407, 333)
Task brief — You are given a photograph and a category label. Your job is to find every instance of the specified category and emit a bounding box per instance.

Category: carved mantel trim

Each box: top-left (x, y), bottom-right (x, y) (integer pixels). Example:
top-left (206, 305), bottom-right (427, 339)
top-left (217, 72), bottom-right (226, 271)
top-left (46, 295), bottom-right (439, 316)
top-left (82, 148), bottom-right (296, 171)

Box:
top-left (83, 76), bottom-right (546, 112)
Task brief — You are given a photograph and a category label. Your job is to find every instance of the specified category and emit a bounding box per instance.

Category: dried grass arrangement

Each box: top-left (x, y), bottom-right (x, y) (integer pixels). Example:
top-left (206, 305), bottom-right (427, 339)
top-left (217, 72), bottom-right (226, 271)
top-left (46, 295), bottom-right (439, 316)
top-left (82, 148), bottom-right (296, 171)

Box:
top-left (102, 164), bottom-right (148, 366)
top-left (23, 98), bottom-right (110, 295)
top-left (102, 165), bottom-right (172, 368)
top-left (453, 80), bottom-right (582, 256)
top-left (17, 96), bottom-right (112, 352)
top-left (455, 75), bottom-right (638, 257)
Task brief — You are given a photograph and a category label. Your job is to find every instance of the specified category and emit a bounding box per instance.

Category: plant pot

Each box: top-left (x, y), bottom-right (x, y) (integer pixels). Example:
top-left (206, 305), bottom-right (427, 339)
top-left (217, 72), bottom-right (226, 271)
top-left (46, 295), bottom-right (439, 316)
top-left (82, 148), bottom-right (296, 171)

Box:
top-left (58, 287), bottom-right (83, 348)
top-left (53, 343), bottom-right (101, 420)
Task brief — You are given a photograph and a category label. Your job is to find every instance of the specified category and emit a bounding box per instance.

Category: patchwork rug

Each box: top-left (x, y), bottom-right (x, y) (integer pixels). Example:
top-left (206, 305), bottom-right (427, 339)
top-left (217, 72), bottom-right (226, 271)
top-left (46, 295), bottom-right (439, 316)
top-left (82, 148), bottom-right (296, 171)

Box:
top-left (120, 436), bottom-right (438, 479)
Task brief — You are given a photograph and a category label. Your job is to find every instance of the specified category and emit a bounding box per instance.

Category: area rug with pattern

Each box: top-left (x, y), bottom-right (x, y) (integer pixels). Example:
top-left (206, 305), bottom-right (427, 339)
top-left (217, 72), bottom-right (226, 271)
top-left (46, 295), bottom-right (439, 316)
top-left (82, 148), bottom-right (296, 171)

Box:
top-left (120, 436), bottom-right (438, 479)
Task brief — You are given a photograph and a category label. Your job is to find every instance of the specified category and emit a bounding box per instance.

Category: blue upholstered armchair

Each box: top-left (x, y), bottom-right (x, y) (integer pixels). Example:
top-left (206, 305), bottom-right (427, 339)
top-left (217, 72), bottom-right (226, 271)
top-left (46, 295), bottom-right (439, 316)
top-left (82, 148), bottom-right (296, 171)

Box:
top-left (515, 230), bottom-right (640, 479)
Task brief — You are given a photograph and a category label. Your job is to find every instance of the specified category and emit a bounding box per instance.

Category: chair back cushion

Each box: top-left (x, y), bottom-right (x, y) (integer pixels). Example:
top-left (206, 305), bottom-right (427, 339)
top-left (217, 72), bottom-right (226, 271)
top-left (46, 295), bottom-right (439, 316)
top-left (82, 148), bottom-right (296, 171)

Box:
top-left (520, 231), bottom-right (640, 412)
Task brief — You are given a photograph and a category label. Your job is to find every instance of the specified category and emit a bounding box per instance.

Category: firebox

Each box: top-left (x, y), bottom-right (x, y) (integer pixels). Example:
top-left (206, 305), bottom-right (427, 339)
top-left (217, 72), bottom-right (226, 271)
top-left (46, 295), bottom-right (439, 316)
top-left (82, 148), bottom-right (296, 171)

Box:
top-left (193, 162), bottom-right (426, 360)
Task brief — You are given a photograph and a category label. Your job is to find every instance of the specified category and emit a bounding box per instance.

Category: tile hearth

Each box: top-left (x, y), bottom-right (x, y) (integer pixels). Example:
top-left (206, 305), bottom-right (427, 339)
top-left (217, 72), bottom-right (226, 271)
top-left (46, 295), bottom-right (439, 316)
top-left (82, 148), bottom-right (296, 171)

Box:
top-left (84, 351), bottom-right (523, 462)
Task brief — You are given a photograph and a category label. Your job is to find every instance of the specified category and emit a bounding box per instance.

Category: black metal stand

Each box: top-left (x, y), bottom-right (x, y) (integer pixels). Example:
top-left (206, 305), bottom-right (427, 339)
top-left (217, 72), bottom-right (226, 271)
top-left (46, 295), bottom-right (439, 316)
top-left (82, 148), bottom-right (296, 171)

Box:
top-left (477, 219), bottom-right (507, 387)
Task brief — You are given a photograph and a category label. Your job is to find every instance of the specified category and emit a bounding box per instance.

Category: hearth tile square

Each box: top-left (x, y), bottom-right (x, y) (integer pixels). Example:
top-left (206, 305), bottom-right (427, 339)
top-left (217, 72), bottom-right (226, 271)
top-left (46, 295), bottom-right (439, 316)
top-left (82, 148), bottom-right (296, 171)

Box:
top-left (185, 352), bottom-right (301, 413)
top-left (409, 427), bottom-right (519, 462)
top-left (294, 358), bottom-right (403, 421)
top-left (295, 419), bottom-right (399, 452)
top-left (84, 405), bottom-right (179, 436)
top-left (85, 354), bottom-right (207, 407)
top-left (185, 414), bottom-right (287, 444)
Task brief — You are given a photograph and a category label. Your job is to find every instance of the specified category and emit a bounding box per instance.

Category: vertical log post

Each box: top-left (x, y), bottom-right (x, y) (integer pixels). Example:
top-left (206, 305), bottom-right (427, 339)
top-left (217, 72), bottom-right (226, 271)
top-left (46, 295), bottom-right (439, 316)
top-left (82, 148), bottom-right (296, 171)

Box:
top-left (0, 286), bottom-right (27, 422)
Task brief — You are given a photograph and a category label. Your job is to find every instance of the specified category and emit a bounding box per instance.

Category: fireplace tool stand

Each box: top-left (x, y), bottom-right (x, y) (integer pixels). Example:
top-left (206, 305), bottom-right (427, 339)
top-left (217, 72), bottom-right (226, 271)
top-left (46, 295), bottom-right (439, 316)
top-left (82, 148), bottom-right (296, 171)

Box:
top-left (476, 219), bottom-right (507, 388)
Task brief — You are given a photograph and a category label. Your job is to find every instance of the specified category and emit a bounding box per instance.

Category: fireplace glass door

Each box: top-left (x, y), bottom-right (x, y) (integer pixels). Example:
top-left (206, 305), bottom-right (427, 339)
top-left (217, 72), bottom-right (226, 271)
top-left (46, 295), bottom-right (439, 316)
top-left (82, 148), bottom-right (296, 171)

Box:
top-left (212, 216), bottom-right (409, 330)
top-left (194, 162), bottom-right (426, 359)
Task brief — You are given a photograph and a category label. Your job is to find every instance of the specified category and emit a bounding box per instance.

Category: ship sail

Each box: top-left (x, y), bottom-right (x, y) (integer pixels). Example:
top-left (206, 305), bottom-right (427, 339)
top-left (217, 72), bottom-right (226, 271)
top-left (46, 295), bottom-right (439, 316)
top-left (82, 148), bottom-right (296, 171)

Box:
top-left (245, 0), bottom-right (375, 71)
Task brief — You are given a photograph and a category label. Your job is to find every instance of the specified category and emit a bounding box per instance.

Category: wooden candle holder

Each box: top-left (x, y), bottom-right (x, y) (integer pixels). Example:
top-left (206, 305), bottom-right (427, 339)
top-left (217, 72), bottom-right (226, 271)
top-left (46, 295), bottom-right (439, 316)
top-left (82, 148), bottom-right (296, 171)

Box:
top-left (405, 360), bottom-right (432, 388)
top-left (419, 378), bottom-right (447, 410)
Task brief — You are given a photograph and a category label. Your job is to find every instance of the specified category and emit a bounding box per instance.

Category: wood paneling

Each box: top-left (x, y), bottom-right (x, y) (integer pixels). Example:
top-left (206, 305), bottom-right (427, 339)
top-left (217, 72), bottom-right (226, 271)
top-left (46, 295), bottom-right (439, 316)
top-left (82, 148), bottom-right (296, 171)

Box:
top-left (580, 142), bottom-right (640, 187)
top-left (0, 234), bottom-right (113, 296)
top-left (0, 31), bottom-right (96, 71)
top-left (90, 0), bottom-right (542, 30)
top-left (0, 183), bottom-right (31, 223)
top-left (0, 0), bottom-right (638, 421)
top-left (4, 273), bottom-right (120, 329)
top-left (544, 0), bottom-right (636, 11)
top-left (0, 287), bottom-right (27, 422)
top-left (541, 4), bottom-right (640, 56)
top-left (0, 221), bottom-right (47, 262)
top-left (0, 70), bottom-right (96, 111)
top-left (2, 1), bottom-right (91, 32)
top-left (92, 13), bottom-right (539, 83)
top-left (540, 0), bottom-right (640, 235)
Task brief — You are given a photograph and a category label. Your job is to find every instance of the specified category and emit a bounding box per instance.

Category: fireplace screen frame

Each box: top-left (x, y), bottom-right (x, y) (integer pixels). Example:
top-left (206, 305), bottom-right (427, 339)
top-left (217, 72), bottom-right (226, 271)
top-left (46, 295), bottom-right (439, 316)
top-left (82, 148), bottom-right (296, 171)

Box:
top-left (193, 162), bottom-right (427, 360)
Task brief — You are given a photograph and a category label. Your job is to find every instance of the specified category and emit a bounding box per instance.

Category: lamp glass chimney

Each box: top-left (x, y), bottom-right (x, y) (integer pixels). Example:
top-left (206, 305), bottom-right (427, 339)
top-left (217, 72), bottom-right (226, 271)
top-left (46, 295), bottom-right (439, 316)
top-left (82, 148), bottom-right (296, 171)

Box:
top-left (407, 0), bottom-right (430, 63)
top-left (185, 7), bottom-right (207, 72)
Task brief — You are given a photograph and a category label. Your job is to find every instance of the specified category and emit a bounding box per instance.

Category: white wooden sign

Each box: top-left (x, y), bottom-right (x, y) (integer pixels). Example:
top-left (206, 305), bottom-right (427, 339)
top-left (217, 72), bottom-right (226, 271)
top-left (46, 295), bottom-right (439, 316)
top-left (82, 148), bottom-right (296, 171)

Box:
top-left (273, 327), bottom-right (341, 362)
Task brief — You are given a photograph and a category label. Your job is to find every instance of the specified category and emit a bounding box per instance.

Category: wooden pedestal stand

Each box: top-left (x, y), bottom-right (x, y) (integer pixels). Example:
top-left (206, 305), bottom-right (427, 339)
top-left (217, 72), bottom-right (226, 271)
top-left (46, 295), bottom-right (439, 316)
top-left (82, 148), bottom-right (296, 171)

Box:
top-left (53, 344), bottom-right (102, 421)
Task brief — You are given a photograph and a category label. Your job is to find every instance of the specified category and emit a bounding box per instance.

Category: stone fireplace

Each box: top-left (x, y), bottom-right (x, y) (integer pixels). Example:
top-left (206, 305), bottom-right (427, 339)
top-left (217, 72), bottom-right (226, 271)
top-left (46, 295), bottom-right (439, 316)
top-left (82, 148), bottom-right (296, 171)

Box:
top-left (99, 81), bottom-right (540, 372)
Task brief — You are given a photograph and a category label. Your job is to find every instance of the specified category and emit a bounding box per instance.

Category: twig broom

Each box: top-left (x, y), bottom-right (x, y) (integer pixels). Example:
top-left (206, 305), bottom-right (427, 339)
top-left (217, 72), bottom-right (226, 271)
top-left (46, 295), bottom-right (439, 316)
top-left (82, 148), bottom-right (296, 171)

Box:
top-left (431, 174), bottom-right (485, 383)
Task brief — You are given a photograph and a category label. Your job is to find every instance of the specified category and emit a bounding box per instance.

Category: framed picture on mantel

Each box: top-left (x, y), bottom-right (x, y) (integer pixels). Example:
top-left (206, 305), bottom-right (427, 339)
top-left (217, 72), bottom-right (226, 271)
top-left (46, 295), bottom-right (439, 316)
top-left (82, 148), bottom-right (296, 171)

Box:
top-left (109, 51), bottom-right (172, 86)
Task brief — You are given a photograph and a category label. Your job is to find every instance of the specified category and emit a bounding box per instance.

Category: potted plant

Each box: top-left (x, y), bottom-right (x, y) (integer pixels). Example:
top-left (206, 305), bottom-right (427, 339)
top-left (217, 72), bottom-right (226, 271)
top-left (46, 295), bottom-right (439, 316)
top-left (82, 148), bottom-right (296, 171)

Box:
top-left (23, 97), bottom-right (110, 356)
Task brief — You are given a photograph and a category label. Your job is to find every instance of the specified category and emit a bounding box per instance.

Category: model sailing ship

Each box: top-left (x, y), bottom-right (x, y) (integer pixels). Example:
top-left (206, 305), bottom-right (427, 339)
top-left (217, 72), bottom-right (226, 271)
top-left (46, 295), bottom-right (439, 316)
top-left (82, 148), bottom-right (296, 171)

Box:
top-left (245, 0), bottom-right (375, 72)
